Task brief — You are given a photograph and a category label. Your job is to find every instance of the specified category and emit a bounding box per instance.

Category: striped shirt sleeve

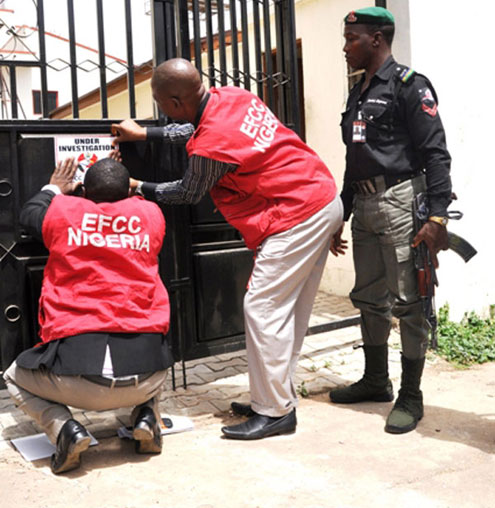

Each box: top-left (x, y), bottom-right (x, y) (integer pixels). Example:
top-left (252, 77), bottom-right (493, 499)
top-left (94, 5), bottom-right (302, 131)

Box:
top-left (141, 155), bottom-right (237, 205)
top-left (146, 123), bottom-right (195, 144)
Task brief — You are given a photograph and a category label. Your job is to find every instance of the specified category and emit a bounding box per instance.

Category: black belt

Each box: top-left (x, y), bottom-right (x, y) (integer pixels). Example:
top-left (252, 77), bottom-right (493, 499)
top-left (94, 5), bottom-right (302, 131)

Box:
top-left (82, 372), bottom-right (153, 388)
top-left (352, 173), bottom-right (420, 196)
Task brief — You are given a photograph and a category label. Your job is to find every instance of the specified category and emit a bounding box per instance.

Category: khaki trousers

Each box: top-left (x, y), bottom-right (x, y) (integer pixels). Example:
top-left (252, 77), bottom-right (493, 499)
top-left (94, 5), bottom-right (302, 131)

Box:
top-left (245, 197), bottom-right (343, 417)
top-left (350, 176), bottom-right (429, 359)
top-left (3, 362), bottom-right (168, 444)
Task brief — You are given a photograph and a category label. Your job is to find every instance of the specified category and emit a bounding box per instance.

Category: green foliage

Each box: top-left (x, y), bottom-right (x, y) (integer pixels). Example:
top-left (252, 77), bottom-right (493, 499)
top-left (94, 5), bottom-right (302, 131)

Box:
top-left (297, 380), bottom-right (309, 398)
top-left (436, 304), bottom-right (495, 366)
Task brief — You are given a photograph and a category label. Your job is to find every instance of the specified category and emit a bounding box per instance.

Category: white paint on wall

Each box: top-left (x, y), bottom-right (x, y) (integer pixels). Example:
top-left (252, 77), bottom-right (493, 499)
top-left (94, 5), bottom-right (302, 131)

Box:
top-left (298, 0), bottom-right (493, 319)
top-left (397, 0), bottom-right (494, 319)
top-left (295, 0), bottom-right (374, 297)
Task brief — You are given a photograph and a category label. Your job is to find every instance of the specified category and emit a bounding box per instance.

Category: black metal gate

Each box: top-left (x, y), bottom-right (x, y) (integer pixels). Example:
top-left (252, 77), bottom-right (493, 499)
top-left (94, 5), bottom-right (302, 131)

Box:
top-left (0, 0), bottom-right (308, 387)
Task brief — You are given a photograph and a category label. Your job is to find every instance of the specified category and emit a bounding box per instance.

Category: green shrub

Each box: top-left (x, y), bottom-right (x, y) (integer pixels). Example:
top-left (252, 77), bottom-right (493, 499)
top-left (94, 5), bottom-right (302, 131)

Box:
top-left (436, 304), bottom-right (495, 366)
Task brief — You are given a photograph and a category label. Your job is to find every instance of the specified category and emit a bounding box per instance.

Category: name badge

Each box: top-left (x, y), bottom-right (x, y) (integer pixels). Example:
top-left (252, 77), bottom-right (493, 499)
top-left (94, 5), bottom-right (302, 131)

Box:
top-left (352, 112), bottom-right (366, 143)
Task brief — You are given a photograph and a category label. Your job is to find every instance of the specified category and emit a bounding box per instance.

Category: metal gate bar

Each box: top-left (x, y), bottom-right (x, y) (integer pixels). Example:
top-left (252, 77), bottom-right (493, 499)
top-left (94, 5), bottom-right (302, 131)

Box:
top-left (96, 0), bottom-right (108, 118)
top-left (252, 0), bottom-right (263, 98)
top-left (229, 0), bottom-right (240, 86)
top-left (8, 65), bottom-right (18, 119)
top-left (192, 0), bottom-right (202, 74)
top-left (36, 0), bottom-right (49, 118)
top-left (205, 0), bottom-right (216, 86)
top-left (262, 0), bottom-right (274, 111)
top-left (67, 0), bottom-right (79, 118)
top-left (217, 0), bottom-right (227, 85)
top-left (239, 0), bottom-right (250, 90)
top-left (124, 0), bottom-right (137, 118)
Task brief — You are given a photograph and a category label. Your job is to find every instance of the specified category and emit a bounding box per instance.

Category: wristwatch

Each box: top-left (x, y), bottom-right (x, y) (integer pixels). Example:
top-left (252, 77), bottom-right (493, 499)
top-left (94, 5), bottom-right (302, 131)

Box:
top-left (428, 216), bottom-right (448, 226)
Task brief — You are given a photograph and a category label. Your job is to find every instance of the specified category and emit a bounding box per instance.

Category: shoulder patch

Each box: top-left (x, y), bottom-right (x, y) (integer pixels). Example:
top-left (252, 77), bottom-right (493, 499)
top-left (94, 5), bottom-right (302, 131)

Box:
top-left (414, 73), bottom-right (439, 104)
top-left (418, 87), bottom-right (438, 117)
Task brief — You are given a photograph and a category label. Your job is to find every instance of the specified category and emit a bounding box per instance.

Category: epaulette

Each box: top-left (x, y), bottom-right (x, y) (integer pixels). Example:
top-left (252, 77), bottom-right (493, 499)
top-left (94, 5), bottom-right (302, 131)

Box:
top-left (397, 66), bottom-right (415, 84)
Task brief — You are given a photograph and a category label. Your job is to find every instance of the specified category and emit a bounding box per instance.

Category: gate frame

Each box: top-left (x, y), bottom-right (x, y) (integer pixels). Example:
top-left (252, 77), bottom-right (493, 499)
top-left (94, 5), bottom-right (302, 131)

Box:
top-left (0, 0), bottom-right (361, 389)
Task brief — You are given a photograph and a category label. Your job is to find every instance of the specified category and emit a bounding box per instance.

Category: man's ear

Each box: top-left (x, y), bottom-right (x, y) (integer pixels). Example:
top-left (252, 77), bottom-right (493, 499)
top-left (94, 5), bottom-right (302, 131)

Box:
top-left (372, 31), bottom-right (382, 47)
top-left (171, 96), bottom-right (182, 113)
top-left (81, 185), bottom-right (87, 198)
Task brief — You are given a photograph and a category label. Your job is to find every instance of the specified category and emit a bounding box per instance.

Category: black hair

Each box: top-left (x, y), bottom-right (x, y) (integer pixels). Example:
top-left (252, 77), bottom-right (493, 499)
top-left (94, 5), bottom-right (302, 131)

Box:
top-left (366, 24), bottom-right (395, 46)
top-left (83, 158), bottom-right (129, 203)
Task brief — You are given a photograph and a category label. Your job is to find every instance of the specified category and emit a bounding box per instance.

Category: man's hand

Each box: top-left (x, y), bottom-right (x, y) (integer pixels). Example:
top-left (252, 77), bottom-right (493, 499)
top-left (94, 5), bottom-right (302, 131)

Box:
top-left (108, 149), bottom-right (122, 162)
top-left (49, 157), bottom-right (80, 195)
top-left (412, 221), bottom-right (449, 269)
top-left (129, 177), bottom-right (140, 196)
top-left (330, 224), bottom-right (348, 256)
top-left (111, 119), bottom-right (146, 146)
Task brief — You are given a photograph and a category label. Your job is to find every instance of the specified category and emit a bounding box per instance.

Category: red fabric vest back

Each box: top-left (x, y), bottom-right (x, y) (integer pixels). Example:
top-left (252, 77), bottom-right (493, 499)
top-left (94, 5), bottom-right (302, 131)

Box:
top-left (186, 87), bottom-right (337, 249)
top-left (40, 195), bottom-right (170, 343)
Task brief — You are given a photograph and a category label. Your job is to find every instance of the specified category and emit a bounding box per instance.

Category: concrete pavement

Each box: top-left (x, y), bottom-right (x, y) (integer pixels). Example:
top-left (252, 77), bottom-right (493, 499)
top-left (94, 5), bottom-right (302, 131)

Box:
top-left (0, 291), bottom-right (361, 446)
top-left (1, 291), bottom-right (494, 508)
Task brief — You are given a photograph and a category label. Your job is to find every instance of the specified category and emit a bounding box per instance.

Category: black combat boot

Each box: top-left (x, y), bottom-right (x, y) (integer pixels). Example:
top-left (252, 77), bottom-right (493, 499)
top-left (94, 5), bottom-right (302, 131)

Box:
top-left (329, 343), bottom-right (394, 403)
top-left (385, 355), bottom-right (425, 434)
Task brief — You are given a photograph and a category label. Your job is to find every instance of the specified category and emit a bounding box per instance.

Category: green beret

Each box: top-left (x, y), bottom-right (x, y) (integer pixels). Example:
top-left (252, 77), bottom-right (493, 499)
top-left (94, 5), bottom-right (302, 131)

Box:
top-left (344, 6), bottom-right (395, 25)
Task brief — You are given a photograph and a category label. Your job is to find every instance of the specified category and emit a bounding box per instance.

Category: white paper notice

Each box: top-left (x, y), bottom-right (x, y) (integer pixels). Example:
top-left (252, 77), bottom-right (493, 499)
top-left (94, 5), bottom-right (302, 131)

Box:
top-left (11, 432), bottom-right (98, 462)
top-left (54, 134), bottom-right (117, 184)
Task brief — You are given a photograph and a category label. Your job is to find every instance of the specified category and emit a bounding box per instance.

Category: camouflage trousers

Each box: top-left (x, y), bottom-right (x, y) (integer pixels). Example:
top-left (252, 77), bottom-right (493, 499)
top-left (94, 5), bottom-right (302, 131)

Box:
top-left (350, 175), bottom-right (429, 359)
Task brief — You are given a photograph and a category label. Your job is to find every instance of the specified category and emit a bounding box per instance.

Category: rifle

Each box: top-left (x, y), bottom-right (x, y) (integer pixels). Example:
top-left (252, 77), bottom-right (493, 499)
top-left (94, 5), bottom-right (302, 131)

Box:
top-left (412, 193), bottom-right (477, 349)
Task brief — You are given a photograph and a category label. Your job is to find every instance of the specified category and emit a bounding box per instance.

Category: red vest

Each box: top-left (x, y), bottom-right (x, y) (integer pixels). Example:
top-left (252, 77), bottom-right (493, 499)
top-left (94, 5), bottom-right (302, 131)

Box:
top-left (186, 87), bottom-right (337, 249)
top-left (39, 195), bottom-right (170, 343)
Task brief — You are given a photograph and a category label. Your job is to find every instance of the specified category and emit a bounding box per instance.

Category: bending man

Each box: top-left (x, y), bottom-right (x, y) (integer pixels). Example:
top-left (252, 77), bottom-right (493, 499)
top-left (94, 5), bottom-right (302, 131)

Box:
top-left (112, 58), bottom-right (343, 440)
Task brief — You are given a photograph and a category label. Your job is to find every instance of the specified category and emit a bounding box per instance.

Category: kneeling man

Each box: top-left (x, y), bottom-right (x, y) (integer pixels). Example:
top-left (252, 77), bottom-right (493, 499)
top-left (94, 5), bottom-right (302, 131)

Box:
top-left (3, 156), bottom-right (172, 474)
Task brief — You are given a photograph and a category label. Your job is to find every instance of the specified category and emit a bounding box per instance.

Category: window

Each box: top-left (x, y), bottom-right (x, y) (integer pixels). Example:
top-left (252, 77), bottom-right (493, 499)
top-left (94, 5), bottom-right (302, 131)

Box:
top-left (32, 90), bottom-right (58, 115)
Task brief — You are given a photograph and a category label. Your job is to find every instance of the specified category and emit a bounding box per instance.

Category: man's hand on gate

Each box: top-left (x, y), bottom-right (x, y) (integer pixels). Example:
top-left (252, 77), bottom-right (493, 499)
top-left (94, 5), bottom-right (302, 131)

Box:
top-left (412, 221), bottom-right (449, 269)
top-left (111, 119), bottom-right (146, 146)
top-left (330, 224), bottom-right (348, 256)
top-left (49, 157), bottom-right (80, 195)
top-left (108, 149), bottom-right (122, 162)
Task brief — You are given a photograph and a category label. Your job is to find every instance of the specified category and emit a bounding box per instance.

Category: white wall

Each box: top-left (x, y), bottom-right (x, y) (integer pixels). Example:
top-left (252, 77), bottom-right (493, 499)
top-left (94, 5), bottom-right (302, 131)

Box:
top-left (400, 0), bottom-right (494, 319)
top-left (295, 0), bottom-right (493, 318)
top-left (295, 0), bottom-right (373, 296)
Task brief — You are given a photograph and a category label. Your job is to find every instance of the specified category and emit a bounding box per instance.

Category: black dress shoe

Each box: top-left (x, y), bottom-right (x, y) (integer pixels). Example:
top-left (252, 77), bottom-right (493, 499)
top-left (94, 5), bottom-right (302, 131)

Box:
top-left (51, 419), bottom-right (91, 474)
top-left (133, 406), bottom-right (162, 454)
top-left (230, 401), bottom-right (255, 417)
top-left (221, 410), bottom-right (297, 440)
